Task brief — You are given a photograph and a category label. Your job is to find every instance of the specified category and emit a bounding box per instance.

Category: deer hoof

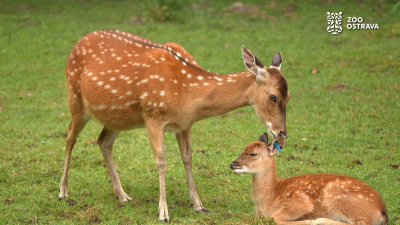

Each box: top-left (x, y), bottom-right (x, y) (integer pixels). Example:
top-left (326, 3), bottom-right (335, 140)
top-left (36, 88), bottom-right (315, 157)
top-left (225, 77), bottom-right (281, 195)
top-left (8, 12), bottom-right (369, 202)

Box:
top-left (195, 207), bottom-right (209, 213)
top-left (58, 187), bottom-right (69, 200)
top-left (158, 206), bottom-right (170, 222)
top-left (115, 192), bottom-right (132, 203)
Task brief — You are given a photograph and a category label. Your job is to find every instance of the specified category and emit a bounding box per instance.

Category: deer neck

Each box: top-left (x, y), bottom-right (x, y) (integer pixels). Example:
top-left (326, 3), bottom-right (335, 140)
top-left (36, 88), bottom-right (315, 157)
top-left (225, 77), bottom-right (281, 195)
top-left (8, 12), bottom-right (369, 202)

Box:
top-left (186, 70), bottom-right (256, 122)
top-left (251, 158), bottom-right (279, 215)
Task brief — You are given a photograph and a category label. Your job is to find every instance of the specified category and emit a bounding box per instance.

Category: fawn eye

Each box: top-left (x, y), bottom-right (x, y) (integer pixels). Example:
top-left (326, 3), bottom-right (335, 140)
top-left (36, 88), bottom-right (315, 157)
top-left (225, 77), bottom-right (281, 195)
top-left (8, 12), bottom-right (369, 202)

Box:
top-left (250, 152), bottom-right (257, 156)
top-left (269, 94), bottom-right (277, 102)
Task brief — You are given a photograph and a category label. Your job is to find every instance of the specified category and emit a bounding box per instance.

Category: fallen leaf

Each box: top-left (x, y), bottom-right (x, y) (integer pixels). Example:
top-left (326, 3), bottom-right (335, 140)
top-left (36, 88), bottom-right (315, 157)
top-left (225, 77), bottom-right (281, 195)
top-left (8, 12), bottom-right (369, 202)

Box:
top-left (311, 67), bottom-right (318, 74)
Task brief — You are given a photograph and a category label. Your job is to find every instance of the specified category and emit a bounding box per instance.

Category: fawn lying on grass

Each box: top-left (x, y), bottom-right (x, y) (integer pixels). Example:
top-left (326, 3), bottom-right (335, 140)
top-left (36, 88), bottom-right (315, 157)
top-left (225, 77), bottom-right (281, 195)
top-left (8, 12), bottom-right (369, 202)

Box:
top-left (230, 133), bottom-right (388, 225)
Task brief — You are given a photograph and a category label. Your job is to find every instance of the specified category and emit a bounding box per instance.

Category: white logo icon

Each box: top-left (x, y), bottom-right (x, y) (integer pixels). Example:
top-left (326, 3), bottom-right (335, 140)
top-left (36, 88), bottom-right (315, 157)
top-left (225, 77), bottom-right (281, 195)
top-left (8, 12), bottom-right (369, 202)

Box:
top-left (327, 12), bottom-right (343, 34)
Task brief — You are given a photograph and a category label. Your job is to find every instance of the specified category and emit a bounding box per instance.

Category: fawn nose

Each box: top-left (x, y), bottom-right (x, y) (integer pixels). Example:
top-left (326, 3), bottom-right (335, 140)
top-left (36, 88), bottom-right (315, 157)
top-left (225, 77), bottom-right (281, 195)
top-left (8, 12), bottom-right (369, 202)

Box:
top-left (230, 161), bottom-right (237, 170)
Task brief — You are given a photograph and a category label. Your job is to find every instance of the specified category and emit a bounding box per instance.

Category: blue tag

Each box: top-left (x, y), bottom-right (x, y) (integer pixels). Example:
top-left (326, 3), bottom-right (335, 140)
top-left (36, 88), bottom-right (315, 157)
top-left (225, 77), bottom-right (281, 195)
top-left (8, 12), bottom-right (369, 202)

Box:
top-left (274, 142), bottom-right (282, 152)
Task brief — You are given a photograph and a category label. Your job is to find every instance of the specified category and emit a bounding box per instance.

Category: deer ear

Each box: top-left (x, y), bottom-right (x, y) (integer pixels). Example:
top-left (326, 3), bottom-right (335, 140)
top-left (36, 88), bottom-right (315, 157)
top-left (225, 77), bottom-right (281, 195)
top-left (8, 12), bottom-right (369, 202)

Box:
top-left (270, 52), bottom-right (282, 70)
top-left (265, 137), bottom-right (286, 155)
top-left (241, 46), bottom-right (266, 82)
top-left (258, 132), bottom-right (269, 145)
top-left (270, 136), bottom-right (286, 154)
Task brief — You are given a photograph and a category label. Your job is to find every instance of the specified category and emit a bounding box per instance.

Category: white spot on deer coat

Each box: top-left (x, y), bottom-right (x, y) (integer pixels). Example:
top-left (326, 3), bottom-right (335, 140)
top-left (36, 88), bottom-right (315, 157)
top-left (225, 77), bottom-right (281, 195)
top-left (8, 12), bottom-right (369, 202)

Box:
top-left (160, 91), bottom-right (165, 96)
top-left (140, 92), bottom-right (148, 99)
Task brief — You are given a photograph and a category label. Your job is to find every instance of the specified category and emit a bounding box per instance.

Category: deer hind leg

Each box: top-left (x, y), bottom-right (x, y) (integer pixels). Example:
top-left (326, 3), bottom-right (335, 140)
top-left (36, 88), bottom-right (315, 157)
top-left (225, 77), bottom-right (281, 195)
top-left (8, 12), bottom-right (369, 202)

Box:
top-left (146, 120), bottom-right (169, 222)
top-left (176, 128), bottom-right (208, 213)
top-left (59, 113), bottom-right (90, 199)
top-left (97, 127), bottom-right (132, 202)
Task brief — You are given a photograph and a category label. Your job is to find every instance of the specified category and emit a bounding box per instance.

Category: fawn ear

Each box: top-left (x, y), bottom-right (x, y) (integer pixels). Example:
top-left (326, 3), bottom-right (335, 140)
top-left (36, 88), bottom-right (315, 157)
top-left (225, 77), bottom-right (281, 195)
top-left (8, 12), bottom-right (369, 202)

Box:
top-left (270, 52), bottom-right (282, 70)
top-left (241, 46), bottom-right (267, 83)
top-left (269, 136), bottom-right (286, 154)
top-left (258, 132), bottom-right (269, 145)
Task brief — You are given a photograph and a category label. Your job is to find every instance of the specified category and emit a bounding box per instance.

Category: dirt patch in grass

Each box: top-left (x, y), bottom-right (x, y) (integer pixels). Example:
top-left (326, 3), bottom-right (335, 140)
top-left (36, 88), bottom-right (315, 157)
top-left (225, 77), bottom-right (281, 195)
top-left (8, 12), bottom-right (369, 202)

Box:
top-left (66, 198), bottom-right (77, 207)
top-left (390, 162), bottom-right (400, 169)
top-left (230, 2), bottom-right (258, 14)
top-left (4, 197), bottom-right (14, 204)
top-left (326, 83), bottom-right (347, 91)
top-left (347, 159), bottom-right (363, 168)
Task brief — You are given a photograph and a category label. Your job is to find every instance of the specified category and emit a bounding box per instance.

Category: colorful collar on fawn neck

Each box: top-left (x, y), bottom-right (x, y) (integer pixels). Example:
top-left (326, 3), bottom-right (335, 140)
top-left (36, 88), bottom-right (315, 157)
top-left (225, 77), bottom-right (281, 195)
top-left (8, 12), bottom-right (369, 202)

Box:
top-left (273, 142), bottom-right (282, 152)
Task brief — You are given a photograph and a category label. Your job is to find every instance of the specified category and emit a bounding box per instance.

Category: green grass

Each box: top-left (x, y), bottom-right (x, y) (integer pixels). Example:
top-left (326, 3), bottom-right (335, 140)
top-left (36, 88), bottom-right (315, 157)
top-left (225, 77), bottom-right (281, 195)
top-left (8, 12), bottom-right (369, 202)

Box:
top-left (0, 0), bottom-right (399, 224)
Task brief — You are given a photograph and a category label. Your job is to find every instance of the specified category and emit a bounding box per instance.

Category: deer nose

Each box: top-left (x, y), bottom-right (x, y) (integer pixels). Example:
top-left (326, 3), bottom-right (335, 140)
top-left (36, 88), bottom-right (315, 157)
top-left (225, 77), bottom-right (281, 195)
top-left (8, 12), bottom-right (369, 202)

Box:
top-left (230, 161), bottom-right (237, 170)
top-left (278, 130), bottom-right (287, 137)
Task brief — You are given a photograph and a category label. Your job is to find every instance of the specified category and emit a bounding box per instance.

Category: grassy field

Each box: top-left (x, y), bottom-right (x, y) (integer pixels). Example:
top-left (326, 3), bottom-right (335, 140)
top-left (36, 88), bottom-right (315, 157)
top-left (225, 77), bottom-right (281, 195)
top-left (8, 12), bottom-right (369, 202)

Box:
top-left (0, 0), bottom-right (399, 224)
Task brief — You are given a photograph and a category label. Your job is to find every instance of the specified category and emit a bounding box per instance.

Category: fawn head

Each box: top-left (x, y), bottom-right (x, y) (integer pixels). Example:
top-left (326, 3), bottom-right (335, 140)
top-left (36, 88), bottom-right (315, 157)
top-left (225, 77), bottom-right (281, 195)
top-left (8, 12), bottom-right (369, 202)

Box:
top-left (241, 46), bottom-right (289, 139)
top-left (230, 133), bottom-right (286, 174)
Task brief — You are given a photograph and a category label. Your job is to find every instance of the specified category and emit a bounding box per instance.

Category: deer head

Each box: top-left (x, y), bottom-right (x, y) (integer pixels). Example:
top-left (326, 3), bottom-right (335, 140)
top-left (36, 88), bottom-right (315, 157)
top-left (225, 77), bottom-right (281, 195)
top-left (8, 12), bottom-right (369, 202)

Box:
top-left (230, 132), bottom-right (286, 174)
top-left (241, 46), bottom-right (289, 138)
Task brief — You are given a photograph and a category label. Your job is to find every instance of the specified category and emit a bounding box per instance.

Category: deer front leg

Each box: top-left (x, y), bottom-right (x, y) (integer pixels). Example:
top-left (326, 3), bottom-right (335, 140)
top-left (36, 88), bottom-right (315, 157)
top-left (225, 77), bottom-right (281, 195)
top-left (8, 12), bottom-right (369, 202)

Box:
top-left (59, 114), bottom-right (89, 199)
top-left (176, 129), bottom-right (208, 213)
top-left (270, 201), bottom-right (315, 225)
top-left (147, 120), bottom-right (169, 222)
top-left (97, 128), bottom-right (132, 202)
top-left (312, 218), bottom-right (349, 224)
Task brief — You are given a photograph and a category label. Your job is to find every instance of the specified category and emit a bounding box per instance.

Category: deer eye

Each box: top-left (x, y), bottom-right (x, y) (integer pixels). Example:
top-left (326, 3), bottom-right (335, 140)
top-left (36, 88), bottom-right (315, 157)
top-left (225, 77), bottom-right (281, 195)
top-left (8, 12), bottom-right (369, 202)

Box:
top-left (269, 94), bottom-right (277, 102)
top-left (250, 152), bottom-right (257, 156)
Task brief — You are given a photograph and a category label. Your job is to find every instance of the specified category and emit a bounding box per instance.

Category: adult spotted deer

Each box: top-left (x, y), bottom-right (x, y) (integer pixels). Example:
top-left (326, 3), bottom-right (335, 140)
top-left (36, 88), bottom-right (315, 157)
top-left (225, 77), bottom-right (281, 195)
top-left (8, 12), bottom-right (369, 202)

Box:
top-left (59, 30), bottom-right (289, 221)
top-left (230, 133), bottom-right (388, 225)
